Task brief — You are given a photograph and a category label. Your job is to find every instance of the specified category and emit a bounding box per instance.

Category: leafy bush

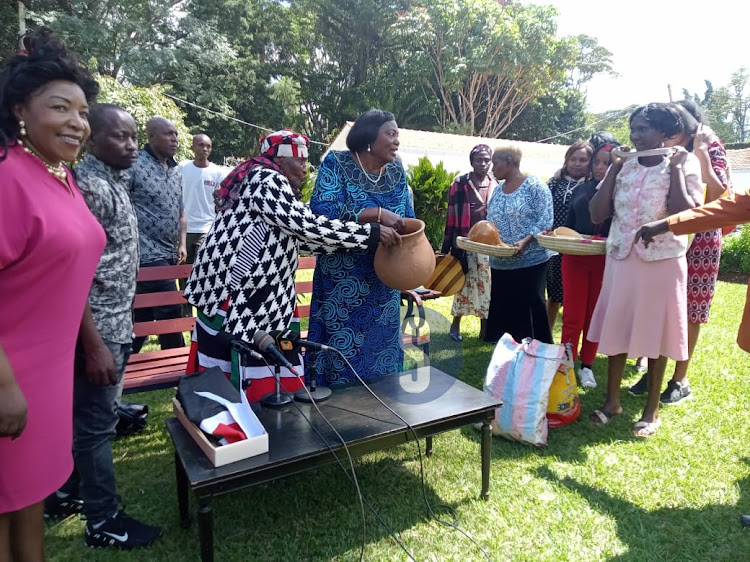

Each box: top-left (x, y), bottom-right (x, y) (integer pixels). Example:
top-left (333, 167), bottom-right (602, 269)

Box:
top-left (407, 156), bottom-right (458, 250)
top-left (720, 225), bottom-right (750, 274)
top-left (96, 75), bottom-right (193, 162)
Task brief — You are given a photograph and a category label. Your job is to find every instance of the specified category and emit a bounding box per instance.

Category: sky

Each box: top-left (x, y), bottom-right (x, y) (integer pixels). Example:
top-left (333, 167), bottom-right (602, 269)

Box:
top-left (544, 0), bottom-right (749, 114)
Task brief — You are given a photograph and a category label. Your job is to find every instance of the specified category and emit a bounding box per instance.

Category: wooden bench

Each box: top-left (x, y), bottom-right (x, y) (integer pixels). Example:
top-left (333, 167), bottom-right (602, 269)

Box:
top-left (123, 264), bottom-right (195, 394)
top-left (124, 259), bottom-right (440, 394)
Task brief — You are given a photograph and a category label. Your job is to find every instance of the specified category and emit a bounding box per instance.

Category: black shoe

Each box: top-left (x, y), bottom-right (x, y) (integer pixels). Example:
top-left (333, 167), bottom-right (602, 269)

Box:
top-left (660, 380), bottom-right (692, 405)
top-left (85, 510), bottom-right (162, 549)
top-left (741, 514), bottom-right (750, 527)
top-left (44, 492), bottom-right (83, 520)
top-left (628, 374), bottom-right (648, 397)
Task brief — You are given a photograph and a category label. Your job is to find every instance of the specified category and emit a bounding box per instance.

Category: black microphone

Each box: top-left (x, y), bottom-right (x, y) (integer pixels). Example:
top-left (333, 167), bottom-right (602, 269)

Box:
top-left (252, 329), bottom-right (299, 376)
top-left (269, 329), bottom-right (332, 352)
top-left (228, 338), bottom-right (264, 362)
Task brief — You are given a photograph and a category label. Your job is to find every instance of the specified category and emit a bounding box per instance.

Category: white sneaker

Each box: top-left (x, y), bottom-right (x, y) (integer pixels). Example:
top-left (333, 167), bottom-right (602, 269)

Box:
top-left (578, 367), bottom-right (597, 388)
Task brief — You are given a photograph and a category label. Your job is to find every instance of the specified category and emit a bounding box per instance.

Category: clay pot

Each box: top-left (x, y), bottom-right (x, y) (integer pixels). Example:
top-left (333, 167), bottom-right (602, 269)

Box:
top-left (374, 218), bottom-right (436, 291)
top-left (468, 220), bottom-right (503, 245)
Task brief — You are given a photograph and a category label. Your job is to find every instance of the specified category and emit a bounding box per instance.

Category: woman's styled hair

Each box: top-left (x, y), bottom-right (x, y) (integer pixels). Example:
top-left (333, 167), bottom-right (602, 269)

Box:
top-left (589, 141), bottom-right (621, 176)
top-left (346, 109), bottom-right (396, 153)
top-left (671, 103), bottom-right (700, 151)
top-left (588, 131), bottom-right (618, 151)
top-left (0, 29), bottom-right (99, 159)
top-left (561, 140), bottom-right (594, 178)
top-left (492, 144), bottom-right (522, 167)
top-left (676, 99), bottom-right (708, 126)
top-left (629, 103), bottom-right (683, 139)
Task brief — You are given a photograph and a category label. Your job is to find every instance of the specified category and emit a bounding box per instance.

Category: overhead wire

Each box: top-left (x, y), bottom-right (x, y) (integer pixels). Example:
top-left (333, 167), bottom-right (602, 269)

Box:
top-left (533, 104), bottom-right (637, 143)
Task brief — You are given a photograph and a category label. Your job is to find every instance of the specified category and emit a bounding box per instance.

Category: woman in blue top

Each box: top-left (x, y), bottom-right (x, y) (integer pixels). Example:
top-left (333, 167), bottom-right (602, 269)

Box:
top-left (309, 110), bottom-right (413, 385)
top-left (485, 144), bottom-right (555, 343)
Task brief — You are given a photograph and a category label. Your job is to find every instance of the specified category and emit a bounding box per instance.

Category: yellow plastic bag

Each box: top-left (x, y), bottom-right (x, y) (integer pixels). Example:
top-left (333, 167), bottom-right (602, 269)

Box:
top-left (546, 366), bottom-right (580, 428)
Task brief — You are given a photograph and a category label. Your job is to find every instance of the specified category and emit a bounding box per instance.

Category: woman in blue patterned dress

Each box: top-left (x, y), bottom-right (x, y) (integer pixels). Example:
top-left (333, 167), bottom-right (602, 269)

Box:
top-left (484, 144), bottom-right (555, 344)
top-left (309, 109), bottom-right (414, 386)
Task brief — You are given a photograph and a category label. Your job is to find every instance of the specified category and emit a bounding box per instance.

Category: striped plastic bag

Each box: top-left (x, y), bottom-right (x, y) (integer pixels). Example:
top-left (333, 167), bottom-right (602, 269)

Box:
top-left (484, 333), bottom-right (567, 446)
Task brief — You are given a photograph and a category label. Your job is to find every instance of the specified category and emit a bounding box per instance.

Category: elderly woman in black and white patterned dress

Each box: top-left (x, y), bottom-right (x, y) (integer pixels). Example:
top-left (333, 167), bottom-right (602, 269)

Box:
top-left (183, 130), bottom-right (400, 400)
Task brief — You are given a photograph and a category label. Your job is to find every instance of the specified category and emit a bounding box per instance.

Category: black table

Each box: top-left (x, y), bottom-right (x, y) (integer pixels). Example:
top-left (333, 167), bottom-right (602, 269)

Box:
top-left (166, 367), bottom-right (500, 561)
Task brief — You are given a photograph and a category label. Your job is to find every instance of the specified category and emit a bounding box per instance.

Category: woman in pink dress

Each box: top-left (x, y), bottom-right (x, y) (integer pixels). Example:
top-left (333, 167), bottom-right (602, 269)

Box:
top-left (587, 103), bottom-right (704, 437)
top-left (0, 30), bottom-right (104, 559)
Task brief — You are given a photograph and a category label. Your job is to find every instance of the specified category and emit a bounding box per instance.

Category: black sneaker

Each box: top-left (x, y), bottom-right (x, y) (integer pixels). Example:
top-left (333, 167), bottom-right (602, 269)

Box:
top-left (660, 380), bottom-right (692, 405)
top-left (628, 374), bottom-right (648, 397)
top-left (44, 492), bottom-right (83, 520)
top-left (85, 510), bottom-right (162, 550)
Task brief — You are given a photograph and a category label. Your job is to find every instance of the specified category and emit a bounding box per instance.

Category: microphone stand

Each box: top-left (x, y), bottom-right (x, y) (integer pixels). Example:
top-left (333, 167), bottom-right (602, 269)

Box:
top-left (295, 348), bottom-right (331, 402)
top-left (260, 362), bottom-right (293, 408)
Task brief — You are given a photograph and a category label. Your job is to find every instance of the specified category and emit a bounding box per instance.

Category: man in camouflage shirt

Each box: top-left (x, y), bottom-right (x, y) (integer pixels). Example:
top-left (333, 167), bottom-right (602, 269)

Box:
top-left (45, 105), bottom-right (161, 549)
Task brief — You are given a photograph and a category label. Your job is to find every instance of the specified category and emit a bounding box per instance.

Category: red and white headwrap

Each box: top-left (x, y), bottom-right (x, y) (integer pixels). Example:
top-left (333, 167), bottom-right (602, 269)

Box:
top-left (260, 130), bottom-right (309, 159)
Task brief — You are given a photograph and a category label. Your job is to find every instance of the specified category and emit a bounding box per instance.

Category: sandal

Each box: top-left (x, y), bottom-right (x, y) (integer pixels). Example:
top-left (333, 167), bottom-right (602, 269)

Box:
top-left (590, 408), bottom-right (620, 425)
top-left (632, 418), bottom-right (661, 438)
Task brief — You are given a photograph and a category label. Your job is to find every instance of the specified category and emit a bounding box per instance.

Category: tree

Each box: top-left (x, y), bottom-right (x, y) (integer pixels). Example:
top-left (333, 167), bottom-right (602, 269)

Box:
top-left (394, 1), bottom-right (607, 138)
top-left (96, 74), bottom-right (192, 161)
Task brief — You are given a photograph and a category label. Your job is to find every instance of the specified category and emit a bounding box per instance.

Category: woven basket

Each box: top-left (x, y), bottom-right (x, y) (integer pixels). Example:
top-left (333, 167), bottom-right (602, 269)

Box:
top-left (537, 233), bottom-right (606, 256)
top-left (456, 236), bottom-right (516, 257)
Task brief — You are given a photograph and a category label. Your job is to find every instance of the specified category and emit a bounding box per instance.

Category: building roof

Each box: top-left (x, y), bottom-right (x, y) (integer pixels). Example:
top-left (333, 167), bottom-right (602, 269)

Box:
top-left (326, 123), bottom-right (569, 179)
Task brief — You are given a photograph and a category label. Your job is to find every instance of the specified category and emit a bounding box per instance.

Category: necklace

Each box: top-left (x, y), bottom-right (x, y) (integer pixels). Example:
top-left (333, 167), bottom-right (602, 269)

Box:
top-left (355, 152), bottom-right (384, 183)
top-left (18, 138), bottom-right (69, 183)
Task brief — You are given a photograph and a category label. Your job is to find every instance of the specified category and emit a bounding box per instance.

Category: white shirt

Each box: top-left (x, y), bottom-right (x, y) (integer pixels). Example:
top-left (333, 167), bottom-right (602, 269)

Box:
top-left (180, 161), bottom-right (228, 233)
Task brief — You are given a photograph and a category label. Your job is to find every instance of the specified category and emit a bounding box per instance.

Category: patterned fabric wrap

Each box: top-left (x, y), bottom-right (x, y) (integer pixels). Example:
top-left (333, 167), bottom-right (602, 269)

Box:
top-left (260, 129), bottom-right (309, 159)
top-left (213, 156), bottom-right (281, 212)
top-left (450, 251), bottom-right (491, 319)
top-left (186, 307), bottom-right (303, 403)
top-left (308, 151), bottom-right (415, 386)
top-left (469, 144), bottom-right (492, 162)
top-left (440, 173), bottom-right (496, 271)
top-left (184, 162), bottom-right (377, 344)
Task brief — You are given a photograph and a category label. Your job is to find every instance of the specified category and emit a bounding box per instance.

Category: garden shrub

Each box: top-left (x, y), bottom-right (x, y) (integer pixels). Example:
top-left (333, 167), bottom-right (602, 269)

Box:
top-left (408, 156), bottom-right (457, 250)
top-left (720, 225), bottom-right (750, 274)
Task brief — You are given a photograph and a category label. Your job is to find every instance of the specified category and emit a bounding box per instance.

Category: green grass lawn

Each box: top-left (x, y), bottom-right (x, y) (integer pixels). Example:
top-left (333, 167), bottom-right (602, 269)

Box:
top-left (46, 280), bottom-right (750, 561)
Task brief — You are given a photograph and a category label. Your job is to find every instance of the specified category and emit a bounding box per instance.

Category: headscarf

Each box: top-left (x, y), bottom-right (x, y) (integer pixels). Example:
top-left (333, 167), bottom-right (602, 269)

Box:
top-left (214, 130), bottom-right (310, 211)
top-left (469, 144), bottom-right (492, 164)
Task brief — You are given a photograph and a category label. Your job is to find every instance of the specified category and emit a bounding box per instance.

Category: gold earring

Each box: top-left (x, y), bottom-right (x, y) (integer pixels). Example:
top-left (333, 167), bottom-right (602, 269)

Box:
top-left (19, 120), bottom-right (27, 137)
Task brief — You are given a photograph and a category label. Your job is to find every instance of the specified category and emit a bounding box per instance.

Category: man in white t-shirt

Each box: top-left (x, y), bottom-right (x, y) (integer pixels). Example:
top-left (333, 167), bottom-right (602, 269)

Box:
top-left (180, 134), bottom-right (228, 263)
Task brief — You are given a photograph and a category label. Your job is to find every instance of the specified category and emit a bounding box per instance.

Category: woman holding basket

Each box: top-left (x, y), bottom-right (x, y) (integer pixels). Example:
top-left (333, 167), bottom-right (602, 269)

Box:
top-left (587, 103), bottom-right (704, 437)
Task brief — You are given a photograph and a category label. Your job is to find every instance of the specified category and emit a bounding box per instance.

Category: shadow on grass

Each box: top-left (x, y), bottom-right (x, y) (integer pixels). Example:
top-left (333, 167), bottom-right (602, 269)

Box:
top-left (534, 462), bottom-right (750, 560)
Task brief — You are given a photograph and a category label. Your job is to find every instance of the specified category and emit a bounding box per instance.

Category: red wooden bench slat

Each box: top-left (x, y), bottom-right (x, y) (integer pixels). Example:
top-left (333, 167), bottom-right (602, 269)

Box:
top-left (298, 256), bottom-right (316, 269)
top-left (136, 264), bottom-right (193, 282)
top-left (127, 348), bottom-right (189, 365)
top-left (123, 370), bottom-right (186, 391)
top-left (295, 280), bottom-right (313, 294)
top-left (296, 304), bottom-right (311, 318)
top-left (133, 292), bottom-right (187, 309)
top-left (125, 354), bottom-right (191, 374)
top-left (132, 317), bottom-right (195, 338)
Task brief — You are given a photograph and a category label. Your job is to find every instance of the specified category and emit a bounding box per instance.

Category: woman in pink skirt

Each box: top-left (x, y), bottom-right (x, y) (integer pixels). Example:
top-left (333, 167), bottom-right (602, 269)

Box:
top-left (0, 31), bottom-right (104, 558)
top-left (587, 103), bottom-right (704, 437)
